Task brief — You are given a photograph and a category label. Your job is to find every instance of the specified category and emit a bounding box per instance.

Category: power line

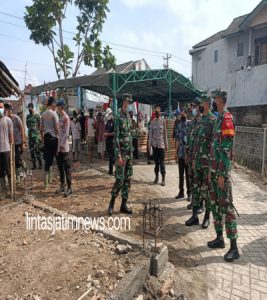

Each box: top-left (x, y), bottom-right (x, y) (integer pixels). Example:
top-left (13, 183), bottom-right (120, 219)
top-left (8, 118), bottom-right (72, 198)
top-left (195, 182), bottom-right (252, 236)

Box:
top-left (0, 10), bottom-right (191, 64)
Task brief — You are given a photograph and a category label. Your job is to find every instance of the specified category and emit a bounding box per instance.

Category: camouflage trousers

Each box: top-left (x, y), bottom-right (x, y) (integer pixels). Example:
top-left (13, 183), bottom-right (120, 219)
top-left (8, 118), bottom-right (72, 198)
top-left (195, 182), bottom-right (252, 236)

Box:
top-left (192, 168), bottom-right (211, 211)
top-left (29, 138), bottom-right (41, 162)
top-left (210, 173), bottom-right (238, 240)
top-left (111, 157), bottom-right (133, 200)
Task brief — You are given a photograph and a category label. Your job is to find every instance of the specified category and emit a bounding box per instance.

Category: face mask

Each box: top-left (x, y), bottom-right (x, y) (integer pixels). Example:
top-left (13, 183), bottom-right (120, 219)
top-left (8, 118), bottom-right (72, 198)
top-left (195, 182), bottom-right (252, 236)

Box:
top-left (212, 102), bottom-right (218, 112)
top-left (73, 118), bottom-right (77, 122)
top-left (181, 116), bottom-right (186, 122)
top-left (0, 108), bottom-right (4, 117)
top-left (192, 108), bottom-right (197, 116)
top-left (199, 106), bottom-right (204, 114)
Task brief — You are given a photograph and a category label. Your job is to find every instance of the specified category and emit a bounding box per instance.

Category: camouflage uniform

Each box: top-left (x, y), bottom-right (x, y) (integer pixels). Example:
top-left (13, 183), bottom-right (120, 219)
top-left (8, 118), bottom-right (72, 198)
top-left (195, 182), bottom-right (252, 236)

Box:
top-left (111, 109), bottom-right (133, 201)
top-left (186, 115), bottom-right (201, 195)
top-left (26, 113), bottom-right (42, 167)
top-left (210, 108), bottom-right (238, 240)
top-left (192, 111), bottom-right (216, 211)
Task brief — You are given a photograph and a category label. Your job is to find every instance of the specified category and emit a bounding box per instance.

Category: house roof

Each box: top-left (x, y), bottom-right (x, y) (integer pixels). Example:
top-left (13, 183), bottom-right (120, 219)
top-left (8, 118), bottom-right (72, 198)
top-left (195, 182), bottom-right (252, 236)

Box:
top-left (192, 0), bottom-right (267, 49)
top-left (91, 59), bottom-right (150, 76)
top-left (0, 60), bottom-right (22, 98)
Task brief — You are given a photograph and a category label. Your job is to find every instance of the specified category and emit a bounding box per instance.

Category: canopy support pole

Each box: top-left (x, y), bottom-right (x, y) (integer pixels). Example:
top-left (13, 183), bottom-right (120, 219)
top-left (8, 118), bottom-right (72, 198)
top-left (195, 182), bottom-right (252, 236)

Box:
top-left (167, 70), bottom-right (172, 162)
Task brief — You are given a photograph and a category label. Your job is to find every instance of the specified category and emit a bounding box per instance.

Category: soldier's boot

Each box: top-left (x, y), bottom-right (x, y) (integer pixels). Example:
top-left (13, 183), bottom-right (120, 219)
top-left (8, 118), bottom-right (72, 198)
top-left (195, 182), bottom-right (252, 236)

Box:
top-left (187, 200), bottom-right (193, 210)
top-left (154, 173), bottom-right (159, 184)
top-left (161, 174), bottom-right (166, 186)
top-left (207, 232), bottom-right (225, 249)
top-left (202, 210), bottom-right (210, 229)
top-left (44, 172), bottom-right (49, 190)
top-left (196, 201), bottom-right (204, 214)
top-left (38, 158), bottom-right (42, 170)
top-left (224, 239), bottom-right (240, 262)
top-left (108, 196), bottom-right (116, 216)
top-left (120, 198), bottom-right (132, 214)
top-left (0, 178), bottom-right (7, 200)
top-left (31, 160), bottom-right (37, 170)
top-left (48, 167), bottom-right (53, 184)
top-left (185, 208), bottom-right (199, 226)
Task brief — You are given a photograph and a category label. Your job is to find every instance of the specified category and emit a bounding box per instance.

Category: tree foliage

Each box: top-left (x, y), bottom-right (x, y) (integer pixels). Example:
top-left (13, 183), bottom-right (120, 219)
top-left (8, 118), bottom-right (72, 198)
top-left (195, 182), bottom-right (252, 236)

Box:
top-left (24, 0), bottom-right (116, 79)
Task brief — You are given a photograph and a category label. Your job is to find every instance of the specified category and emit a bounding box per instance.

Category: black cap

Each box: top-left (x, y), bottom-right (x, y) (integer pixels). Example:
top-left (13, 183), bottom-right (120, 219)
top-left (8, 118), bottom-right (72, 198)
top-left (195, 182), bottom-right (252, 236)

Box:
top-left (4, 103), bottom-right (12, 110)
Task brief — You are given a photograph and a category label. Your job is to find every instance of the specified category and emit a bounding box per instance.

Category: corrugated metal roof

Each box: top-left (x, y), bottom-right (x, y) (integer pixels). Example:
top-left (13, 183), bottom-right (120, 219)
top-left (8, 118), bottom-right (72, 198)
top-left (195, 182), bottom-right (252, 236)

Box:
top-left (0, 60), bottom-right (20, 98)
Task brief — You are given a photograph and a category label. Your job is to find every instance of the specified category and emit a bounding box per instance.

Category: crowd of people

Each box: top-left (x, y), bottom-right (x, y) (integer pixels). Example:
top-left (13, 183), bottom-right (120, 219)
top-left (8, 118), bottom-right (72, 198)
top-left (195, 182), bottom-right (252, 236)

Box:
top-left (0, 90), bottom-right (239, 263)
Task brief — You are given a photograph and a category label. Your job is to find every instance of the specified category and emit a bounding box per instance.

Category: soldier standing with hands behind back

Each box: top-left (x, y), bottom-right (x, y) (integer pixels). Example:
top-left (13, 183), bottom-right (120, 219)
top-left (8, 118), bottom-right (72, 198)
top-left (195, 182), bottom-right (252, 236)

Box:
top-left (108, 94), bottom-right (133, 216)
top-left (208, 89), bottom-right (240, 262)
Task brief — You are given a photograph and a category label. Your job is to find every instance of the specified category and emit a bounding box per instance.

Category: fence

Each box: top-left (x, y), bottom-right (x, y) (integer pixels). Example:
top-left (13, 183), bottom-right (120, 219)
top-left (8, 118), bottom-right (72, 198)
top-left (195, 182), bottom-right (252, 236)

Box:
top-left (233, 126), bottom-right (267, 176)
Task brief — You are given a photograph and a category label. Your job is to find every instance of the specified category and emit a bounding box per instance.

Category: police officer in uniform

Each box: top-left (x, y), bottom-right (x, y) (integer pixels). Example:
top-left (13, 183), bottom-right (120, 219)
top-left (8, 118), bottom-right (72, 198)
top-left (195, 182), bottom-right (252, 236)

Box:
top-left (108, 94), bottom-right (133, 216)
top-left (26, 103), bottom-right (42, 170)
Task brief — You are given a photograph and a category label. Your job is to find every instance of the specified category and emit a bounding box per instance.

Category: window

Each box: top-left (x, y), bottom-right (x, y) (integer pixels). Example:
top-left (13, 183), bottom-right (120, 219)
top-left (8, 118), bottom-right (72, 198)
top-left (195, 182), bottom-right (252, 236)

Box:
top-left (237, 42), bottom-right (244, 57)
top-left (255, 36), bottom-right (267, 65)
top-left (214, 50), bottom-right (218, 63)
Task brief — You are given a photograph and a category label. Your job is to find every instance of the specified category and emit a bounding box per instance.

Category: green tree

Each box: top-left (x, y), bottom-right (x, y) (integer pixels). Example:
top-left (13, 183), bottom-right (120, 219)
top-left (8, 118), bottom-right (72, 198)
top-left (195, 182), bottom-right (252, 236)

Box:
top-left (24, 0), bottom-right (116, 79)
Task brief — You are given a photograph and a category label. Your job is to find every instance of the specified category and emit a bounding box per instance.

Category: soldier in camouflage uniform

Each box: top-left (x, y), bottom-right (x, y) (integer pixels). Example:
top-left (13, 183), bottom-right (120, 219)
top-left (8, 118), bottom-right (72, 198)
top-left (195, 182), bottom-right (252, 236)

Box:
top-left (185, 98), bottom-right (202, 209)
top-left (185, 95), bottom-right (216, 228)
top-left (26, 103), bottom-right (42, 170)
top-left (108, 94), bottom-right (133, 216)
top-left (207, 89), bottom-right (239, 262)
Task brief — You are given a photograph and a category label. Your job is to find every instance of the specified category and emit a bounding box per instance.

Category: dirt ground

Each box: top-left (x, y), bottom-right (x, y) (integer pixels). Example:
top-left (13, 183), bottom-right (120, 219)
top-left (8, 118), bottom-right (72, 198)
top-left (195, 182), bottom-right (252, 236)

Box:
top-left (0, 150), bottom-right (222, 299)
top-left (0, 203), bottom-right (146, 300)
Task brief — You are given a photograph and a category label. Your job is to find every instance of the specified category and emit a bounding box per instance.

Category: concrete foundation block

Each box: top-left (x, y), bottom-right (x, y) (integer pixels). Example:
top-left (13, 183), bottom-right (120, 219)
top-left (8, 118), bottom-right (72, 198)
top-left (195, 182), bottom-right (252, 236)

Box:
top-left (149, 245), bottom-right (168, 277)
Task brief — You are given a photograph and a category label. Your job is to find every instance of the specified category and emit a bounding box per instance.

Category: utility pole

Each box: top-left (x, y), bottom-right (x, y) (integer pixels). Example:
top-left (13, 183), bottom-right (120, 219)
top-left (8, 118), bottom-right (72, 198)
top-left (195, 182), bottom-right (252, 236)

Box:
top-left (163, 53), bottom-right (171, 69)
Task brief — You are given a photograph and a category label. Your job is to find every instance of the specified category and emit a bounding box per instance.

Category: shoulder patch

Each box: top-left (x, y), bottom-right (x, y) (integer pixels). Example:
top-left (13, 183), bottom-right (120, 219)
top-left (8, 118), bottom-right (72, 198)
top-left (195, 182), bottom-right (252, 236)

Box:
top-left (221, 113), bottom-right (234, 137)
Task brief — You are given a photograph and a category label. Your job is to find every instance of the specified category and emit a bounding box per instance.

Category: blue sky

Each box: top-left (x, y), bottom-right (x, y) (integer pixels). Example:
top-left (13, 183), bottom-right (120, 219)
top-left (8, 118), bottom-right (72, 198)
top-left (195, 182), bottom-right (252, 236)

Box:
top-left (0, 0), bottom-right (260, 89)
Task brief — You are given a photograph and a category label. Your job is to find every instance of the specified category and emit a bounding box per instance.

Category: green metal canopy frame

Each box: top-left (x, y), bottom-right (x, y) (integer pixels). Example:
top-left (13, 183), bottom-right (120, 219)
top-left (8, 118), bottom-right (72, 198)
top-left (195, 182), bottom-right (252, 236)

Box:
top-left (109, 68), bottom-right (202, 116)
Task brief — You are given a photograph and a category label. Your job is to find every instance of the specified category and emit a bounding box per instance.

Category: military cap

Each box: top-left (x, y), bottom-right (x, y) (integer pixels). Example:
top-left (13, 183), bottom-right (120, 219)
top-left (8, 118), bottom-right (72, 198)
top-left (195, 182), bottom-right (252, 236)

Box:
top-left (56, 99), bottom-right (66, 106)
top-left (211, 89), bottom-right (227, 98)
top-left (27, 103), bottom-right (34, 109)
top-left (200, 93), bottom-right (211, 103)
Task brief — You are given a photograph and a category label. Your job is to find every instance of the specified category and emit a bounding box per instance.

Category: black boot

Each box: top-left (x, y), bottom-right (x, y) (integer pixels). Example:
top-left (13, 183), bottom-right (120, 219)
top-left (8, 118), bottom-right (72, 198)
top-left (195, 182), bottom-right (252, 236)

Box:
top-left (224, 239), bottom-right (240, 262)
top-left (185, 208), bottom-right (199, 226)
top-left (38, 159), bottom-right (42, 170)
top-left (207, 232), bottom-right (225, 249)
top-left (196, 205), bottom-right (204, 214)
top-left (120, 198), bottom-right (132, 214)
top-left (187, 201), bottom-right (193, 210)
top-left (108, 196), bottom-right (116, 216)
top-left (154, 174), bottom-right (159, 184)
top-left (161, 174), bottom-right (165, 186)
top-left (202, 210), bottom-right (210, 229)
top-left (31, 161), bottom-right (36, 170)
top-left (175, 190), bottom-right (184, 199)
